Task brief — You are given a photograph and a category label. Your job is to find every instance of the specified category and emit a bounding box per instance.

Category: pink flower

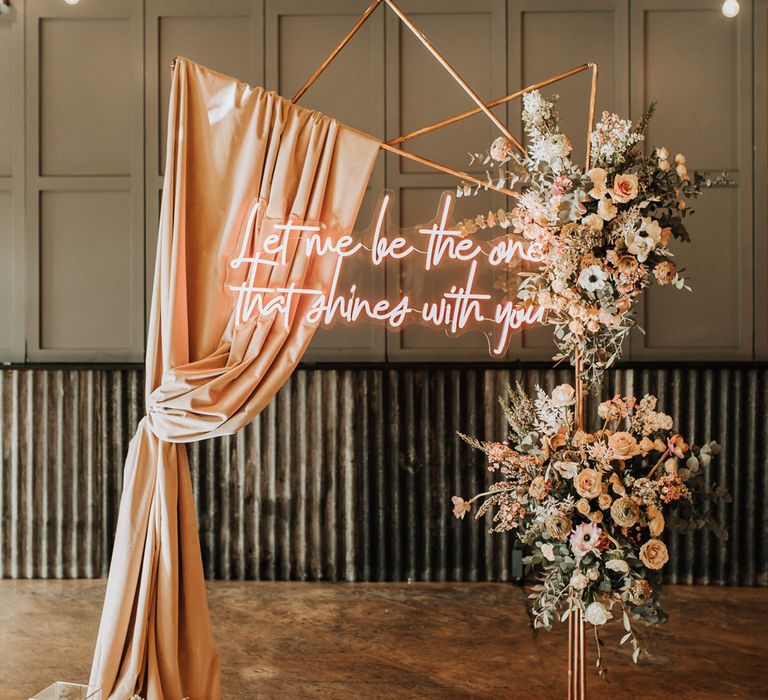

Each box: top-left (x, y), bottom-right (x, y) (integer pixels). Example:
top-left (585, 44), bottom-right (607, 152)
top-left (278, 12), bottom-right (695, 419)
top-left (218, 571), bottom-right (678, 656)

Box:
top-left (551, 176), bottom-right (573, 197)
top-left (667, 434), bottom-right (689, 459)
top-left (451, 496), bottom-right (472, 519)
top-left (487, 441), bottom-right (513, 465)
top-left (490, 136), bottom-right (512, 162)
top-left (569, 522), bottom-right (605, 559)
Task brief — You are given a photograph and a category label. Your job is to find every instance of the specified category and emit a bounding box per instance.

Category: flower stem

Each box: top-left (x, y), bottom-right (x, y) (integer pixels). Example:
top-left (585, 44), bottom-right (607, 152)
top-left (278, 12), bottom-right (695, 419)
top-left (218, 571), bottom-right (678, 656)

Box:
top-left (647, 449), bottom-right (670, 479)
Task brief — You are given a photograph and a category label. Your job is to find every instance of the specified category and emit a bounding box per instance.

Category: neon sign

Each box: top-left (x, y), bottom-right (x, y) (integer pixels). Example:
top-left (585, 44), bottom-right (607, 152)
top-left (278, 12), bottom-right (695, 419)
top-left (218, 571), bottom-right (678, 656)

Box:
top-left (227, 192), bottom-right (545, 356)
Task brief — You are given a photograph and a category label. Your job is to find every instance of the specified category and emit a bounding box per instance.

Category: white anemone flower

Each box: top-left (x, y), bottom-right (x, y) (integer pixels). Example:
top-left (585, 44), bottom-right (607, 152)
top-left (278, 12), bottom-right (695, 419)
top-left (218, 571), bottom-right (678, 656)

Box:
top-left (578, 265), bottom-right (609, 292)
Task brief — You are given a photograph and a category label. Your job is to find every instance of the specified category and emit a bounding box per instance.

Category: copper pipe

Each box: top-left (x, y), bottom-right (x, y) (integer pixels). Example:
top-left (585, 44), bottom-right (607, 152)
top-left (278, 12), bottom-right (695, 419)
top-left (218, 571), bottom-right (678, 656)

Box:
top-left (572, 352), bottom-right (587, 699)
top-left (386, 63), bottom-right (593, 147)
top-left (578, 614), bottom-right (586, 698)
top-left (574, 350), bottom-right (585, 430)
top-left (585, 62), bottom-right (599, 171)
top-left (382, 0), bottom-right (523, 153)
top-left (380, 142), bottom-right (520, 198)
top-left (568, 610), bottom-right (575, 700)
top-left (291, 0), bottom-right (383, 103)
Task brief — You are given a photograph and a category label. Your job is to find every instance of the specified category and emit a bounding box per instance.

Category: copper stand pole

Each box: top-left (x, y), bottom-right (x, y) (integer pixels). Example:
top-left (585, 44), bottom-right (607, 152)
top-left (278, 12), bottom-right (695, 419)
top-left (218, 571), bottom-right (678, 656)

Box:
top-left (568, 352), bottom-right (587, 700)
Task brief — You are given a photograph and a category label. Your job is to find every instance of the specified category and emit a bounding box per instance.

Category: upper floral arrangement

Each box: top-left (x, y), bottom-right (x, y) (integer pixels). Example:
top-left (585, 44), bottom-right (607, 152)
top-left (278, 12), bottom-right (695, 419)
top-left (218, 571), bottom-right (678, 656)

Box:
top-left (461, 91), bottom-right (706, 388)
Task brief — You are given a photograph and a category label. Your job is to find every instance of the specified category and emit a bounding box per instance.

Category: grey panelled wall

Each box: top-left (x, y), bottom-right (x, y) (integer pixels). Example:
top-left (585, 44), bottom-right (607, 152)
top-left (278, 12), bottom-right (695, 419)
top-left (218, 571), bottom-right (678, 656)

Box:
top-left (1, 366), bottom-right (766, 585)
top-left (0, 0), bottom-right (764, 362)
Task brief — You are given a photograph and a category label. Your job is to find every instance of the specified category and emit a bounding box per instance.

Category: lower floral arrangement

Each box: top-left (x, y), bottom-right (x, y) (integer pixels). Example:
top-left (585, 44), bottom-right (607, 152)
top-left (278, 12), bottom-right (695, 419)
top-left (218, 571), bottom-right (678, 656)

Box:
top-left (452, 382), bottom-right (729, 673)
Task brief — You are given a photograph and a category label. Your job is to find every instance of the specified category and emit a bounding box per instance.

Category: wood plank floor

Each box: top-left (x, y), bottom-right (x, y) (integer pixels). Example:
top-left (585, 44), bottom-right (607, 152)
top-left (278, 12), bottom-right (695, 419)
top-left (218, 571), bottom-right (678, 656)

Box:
top-left (0, 581), bottom-right (765, 699)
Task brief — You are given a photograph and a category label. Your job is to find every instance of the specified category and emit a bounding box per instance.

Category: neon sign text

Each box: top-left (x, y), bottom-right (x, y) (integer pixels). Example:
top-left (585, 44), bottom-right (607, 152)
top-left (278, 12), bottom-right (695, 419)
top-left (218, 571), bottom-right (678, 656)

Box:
top-left (227, 193), bottom-right (545, 355)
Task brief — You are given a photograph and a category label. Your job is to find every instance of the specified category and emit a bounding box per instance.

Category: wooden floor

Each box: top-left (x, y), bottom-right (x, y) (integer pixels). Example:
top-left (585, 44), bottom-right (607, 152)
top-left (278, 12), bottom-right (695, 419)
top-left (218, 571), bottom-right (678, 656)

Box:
top-left (0, 581), bottom-right (765, 699)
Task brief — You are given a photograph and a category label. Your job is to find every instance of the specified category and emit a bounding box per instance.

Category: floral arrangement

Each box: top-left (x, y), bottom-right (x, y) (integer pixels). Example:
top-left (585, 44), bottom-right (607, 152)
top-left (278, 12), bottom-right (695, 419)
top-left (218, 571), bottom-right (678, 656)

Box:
top-left (452, 383), bottom-right (728, 671)
top-left (451, 92), bottom-right (730, 676)
top-left (458, 91), bottom-right (714, 388)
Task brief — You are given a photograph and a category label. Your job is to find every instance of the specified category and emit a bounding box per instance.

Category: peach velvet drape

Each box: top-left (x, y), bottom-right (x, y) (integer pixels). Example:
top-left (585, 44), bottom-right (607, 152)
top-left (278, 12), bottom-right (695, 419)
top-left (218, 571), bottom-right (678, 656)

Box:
top-left (90, 57), bottom-right (379, 699)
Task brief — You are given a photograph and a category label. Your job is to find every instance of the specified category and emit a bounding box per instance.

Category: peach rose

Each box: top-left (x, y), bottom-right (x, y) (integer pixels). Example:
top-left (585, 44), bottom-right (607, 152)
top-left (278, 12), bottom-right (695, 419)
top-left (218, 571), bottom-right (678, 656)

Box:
top-left (611, 173), bottom-right (639, 203)
top-left (574, 468), bottom-right (603, 499)
top-left (608, 431), bottom-right (642, 460)
top-left (576, 498), bottom-right (591, 516)
top-left (639, 539), bottom-right (669, 570)
top-left (598, 493), bottom-right (613, 510)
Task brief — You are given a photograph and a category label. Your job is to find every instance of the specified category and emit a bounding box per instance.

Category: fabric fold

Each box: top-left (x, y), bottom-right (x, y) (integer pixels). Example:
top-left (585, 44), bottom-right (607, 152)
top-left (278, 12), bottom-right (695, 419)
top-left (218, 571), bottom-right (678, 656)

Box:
top-left (90, 57), bottom-right (380, 699)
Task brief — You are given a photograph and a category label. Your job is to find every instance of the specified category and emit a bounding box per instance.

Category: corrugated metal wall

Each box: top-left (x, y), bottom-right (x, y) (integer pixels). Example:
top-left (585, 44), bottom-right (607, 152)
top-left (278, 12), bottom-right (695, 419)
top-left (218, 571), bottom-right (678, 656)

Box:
top-left (0, 366), bottom-right (765, 585)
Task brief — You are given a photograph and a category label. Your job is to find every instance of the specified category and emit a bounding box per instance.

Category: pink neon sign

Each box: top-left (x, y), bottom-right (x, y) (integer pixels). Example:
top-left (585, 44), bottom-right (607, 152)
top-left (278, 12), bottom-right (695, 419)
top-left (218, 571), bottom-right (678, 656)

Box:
top-left (227, 192), bottom-right (545, 356)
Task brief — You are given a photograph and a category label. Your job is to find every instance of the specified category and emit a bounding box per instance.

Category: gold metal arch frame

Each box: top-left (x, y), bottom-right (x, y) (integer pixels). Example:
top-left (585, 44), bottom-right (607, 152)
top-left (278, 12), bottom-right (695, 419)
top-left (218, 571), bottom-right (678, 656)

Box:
top-left (291, 0), bottom-right (599, 178)
top-left (171, 2), bottom-right (599, 696)
top-left (291, 3), bottom-right (598, 698)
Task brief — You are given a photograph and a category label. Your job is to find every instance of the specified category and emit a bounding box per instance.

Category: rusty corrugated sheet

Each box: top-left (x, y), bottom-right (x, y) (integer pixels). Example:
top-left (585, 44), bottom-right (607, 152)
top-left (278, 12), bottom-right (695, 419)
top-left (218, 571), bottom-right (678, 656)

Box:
top-left (0, 366), bottom-right (765, 585)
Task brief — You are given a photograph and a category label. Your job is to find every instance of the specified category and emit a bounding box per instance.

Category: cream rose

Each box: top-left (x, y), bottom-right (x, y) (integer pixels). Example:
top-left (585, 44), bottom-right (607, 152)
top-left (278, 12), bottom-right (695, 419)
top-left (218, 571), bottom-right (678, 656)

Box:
top-left (570, 571), bottom-right (588, 590)
top-left (554, 460), bottom-right (579, 479)
top-left (639, 539), bottom-right (669, 570)
top-left (574, 468), bottom-right (602, 499)
top-left (608, 431), bottom-right (641, 460)
top-left (605, 559), bottom-right (629, 574)
top-left (541, 543), bottom-right (556, 561)
top-left (584, 601), bottom-right (613, 626)
top-left (551, 383), bottom-right (576, 407)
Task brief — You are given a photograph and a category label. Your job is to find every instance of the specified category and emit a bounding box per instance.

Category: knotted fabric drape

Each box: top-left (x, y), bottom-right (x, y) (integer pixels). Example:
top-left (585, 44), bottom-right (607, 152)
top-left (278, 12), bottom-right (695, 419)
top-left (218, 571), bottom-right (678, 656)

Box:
top-left (90, 57), bottom-right (380, 699)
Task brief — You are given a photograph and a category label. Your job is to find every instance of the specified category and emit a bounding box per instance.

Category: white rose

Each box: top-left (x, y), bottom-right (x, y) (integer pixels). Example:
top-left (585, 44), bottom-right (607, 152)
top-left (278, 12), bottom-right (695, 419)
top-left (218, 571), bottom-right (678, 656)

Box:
top-left (551, 383), bottom-right (576, 406)
top-left (597, 197), bottom-right (617, 221)
top-left (675, 153), bottom-right (686, 164)
top-left (578, 264), bottom-right (609, 292)
top-left (554, 460), bottom-right (579, 479)
top-left (659, 159), bottom-right (670, 172)
top-left (656, 147), bottom-right (669, 160)
top-left (584, 601), bottom-right (613, 626)
top-left (605, 559), bottom-right (629, 574)
top-left (676, 164), bottom-right (689, 181)
top-left (541, 543), bottom-right (556, 562)
top-left (570, 571), bottom-right (588, 590)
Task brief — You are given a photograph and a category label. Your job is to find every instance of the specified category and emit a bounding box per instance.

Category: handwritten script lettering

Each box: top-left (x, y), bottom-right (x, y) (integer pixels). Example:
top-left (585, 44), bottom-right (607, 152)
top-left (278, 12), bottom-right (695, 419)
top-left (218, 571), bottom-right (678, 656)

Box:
top-left (227, 193), bottom-right (545, 355)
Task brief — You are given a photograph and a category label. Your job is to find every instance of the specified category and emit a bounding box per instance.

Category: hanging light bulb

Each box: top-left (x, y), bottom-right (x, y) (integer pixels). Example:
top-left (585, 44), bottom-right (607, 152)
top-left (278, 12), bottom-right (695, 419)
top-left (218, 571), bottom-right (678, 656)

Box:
top-left (721, 0), bottom-right (740, 17)
top-left (64, 0), bottom-right (80, 5)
